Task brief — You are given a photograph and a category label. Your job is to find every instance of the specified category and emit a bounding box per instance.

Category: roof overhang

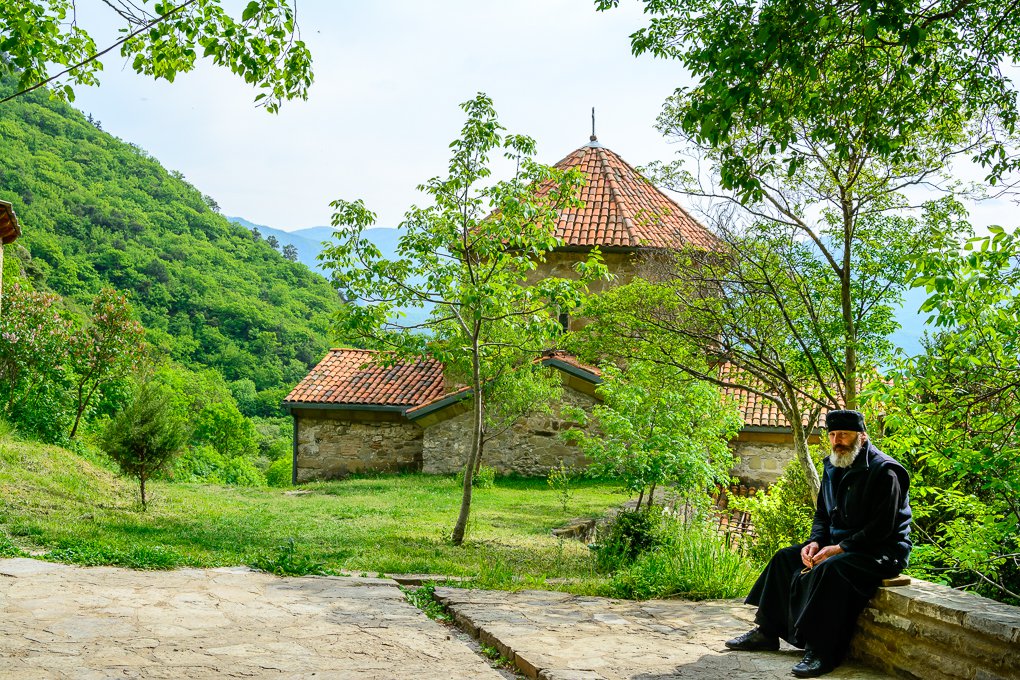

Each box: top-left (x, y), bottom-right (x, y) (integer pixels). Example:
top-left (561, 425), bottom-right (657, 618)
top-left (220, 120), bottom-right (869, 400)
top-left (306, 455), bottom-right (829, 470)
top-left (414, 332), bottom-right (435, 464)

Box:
top-left (406, 356), bottom-right (601, 423)
top-left (0, 200), bottom-right (21, 245)
top-left (284, 402), bottom-right (410, 414)
top-left (542, 357), bottom-right (602, 385)
top-left (405, 390), bottom-right (471, 421)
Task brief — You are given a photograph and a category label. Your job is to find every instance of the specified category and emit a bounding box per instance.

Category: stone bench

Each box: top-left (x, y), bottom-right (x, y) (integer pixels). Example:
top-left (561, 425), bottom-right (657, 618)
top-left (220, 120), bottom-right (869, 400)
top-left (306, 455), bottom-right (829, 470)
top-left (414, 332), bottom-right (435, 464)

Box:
top-left (850, 577), bottom-right (1020, 680)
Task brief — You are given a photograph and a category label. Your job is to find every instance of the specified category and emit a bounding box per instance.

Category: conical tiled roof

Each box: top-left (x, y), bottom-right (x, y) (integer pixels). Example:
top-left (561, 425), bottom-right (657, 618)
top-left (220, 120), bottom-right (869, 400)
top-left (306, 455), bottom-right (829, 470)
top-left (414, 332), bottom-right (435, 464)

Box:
top-left (535, 139), bottom-right (718, 251)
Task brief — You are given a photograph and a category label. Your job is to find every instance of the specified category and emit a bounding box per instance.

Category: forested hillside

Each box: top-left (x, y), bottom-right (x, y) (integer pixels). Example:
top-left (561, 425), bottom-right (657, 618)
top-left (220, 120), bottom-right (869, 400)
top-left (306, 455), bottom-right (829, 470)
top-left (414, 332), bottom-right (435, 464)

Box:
top-left (0, 80), bottom-right (341, 401)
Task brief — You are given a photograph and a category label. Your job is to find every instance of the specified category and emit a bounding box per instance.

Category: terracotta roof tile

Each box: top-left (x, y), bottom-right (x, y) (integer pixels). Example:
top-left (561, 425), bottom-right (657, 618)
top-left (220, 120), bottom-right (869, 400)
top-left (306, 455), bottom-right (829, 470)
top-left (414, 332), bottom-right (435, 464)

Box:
top-left (534, 142), bottom-right (718, 251)
top-left (0, 200), bottom-right (21, 245)
top-left (284, 349), bottom-right (446, 407)
top-left (718, 363), bottom-right (828, 429)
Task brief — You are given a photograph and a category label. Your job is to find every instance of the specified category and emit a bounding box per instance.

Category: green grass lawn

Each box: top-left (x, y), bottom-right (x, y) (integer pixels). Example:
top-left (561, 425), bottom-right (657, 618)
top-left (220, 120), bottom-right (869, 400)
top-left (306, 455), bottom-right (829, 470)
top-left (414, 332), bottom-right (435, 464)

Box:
top-left (0, 435), bottom-right (629, 584)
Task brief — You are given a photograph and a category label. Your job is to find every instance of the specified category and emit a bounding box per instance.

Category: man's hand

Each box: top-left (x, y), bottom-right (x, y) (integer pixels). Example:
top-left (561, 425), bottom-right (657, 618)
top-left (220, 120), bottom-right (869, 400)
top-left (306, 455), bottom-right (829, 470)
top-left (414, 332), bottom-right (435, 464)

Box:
top-left (811, 544), bottom-right (845, 566)
top-left (800, 541), bottom-right (820, 568)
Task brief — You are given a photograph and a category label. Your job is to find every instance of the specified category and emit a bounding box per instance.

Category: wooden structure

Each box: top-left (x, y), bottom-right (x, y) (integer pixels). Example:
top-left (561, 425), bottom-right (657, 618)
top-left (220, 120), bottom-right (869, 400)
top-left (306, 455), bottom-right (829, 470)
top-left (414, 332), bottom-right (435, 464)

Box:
top-left (0, 199), bottom-right (22, 313)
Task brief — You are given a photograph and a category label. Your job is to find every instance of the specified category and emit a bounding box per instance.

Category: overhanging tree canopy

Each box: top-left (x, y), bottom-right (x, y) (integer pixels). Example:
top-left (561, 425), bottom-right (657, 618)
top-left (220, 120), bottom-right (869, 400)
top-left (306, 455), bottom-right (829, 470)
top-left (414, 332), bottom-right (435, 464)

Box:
top-left (0, 0), bottom-right (313, 110)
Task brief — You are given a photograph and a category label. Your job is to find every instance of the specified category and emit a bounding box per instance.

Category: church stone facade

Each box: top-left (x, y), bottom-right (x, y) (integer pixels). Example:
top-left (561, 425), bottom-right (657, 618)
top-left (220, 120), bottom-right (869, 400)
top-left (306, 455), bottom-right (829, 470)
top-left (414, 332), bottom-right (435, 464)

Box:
top-left (285, 138), bottom-right (805, 485)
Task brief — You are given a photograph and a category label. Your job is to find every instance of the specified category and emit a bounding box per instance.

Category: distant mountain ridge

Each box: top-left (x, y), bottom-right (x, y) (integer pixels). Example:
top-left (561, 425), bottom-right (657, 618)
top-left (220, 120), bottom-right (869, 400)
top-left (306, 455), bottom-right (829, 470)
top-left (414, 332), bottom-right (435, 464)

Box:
top-left (228, 216), bottom-right (929, 357)
top-left (227, 217), bottom-right (428, 327)
top-left (226, 217), bottom-right (402, 277)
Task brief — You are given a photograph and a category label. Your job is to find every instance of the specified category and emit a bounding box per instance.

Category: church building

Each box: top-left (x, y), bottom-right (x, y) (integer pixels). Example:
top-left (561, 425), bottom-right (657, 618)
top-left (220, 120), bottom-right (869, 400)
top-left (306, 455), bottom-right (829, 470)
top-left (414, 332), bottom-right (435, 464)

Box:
top-left (284, 138), bottom-right (806, 485)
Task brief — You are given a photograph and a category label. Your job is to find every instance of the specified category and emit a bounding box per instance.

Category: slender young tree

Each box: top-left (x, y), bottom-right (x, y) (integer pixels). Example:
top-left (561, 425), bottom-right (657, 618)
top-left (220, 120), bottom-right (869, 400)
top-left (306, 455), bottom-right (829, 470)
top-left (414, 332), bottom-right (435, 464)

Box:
top-left (563, 362), bottom-right (741, 512)
top-left (102, 377), bottom-right (188, 510)
top-left (320, 94), bottom-right (607, 545)
top-left (68, 288), bottom-right (145, 439)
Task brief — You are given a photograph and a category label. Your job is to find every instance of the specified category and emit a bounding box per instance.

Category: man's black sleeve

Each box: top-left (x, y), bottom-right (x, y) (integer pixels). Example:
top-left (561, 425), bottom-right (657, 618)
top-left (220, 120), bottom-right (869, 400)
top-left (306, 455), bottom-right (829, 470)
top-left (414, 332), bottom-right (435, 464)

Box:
top-left (808, 471), bottom-right (831, 546)
top-left (837, 467), bottom-right (903, 553)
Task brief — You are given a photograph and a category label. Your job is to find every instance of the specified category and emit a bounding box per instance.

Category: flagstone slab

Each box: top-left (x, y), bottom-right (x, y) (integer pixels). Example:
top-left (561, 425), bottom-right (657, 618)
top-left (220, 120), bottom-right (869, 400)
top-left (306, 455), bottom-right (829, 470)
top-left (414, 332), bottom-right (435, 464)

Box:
top-left (0, 558), bottom-right (502, 679)
top-left (435, 587), bottom-right (896, 680)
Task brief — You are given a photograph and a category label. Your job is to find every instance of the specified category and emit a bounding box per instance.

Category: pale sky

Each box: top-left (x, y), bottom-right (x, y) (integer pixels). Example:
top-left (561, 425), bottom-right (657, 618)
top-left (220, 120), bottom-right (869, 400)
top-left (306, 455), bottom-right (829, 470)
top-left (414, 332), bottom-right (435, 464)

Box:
top-left (72, 0), bottom-right (697, 232)
top-left (68, 0), bottom-right (1009, 240)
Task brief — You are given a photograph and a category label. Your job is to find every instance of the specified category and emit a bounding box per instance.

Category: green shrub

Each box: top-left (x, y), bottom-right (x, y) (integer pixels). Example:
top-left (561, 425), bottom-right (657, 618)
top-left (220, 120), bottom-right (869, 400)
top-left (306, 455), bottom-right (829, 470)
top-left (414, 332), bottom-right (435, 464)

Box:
top-left (173, 445), bottom-right (227, 483)
top-left (729, 458), bottom-right (816, 567)
top-left (45, 540), bottom-right (193, 570)
top-left (591, 509), bottom-right (660, 573)
top-left (222, 456), bottom-right (266, 487)
top-left (603, 520), bottom-right (758, 600)
top-left (456, 464), bottom-right (496, 489)
top-left (0, 533), bottom-right (25, 558)
top-left (266, 456), bottom-right (293, 487)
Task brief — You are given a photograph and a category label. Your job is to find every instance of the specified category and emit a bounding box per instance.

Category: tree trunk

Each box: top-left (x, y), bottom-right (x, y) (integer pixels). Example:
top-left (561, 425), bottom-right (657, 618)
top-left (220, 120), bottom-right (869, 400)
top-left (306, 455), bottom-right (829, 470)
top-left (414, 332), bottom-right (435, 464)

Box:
top-left (647, 482), bottom-right (657, 513)
top-left (841, 199), bottom-right (858, 410)
top-left (69, 393), bottom-right (86, 440)
top-left (790, 412), bottom-right (821, 504)
top-left (140, 474), bottom-right (148, 511)
top-left (451, 351), bottom-right (484, 546)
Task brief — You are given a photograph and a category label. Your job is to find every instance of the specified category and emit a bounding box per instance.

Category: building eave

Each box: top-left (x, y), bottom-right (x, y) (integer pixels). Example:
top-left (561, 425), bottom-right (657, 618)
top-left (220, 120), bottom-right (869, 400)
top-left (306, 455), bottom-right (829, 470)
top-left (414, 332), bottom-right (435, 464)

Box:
top-left (541, 358), bottom-right (602, 385)
top-left (0, 199), bottom-right (21, 245)
top-left (284, 401), bottom-right (410, 414)
top-left (405, 390), bottom-right (472, 421)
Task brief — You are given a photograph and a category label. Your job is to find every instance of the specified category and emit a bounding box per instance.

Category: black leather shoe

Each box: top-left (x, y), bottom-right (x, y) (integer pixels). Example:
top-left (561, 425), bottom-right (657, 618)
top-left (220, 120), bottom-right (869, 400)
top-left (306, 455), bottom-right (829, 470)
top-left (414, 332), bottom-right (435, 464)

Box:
top-left (724, 628), bottom-right (780, 651)
top-left (791, 649), bottom-right (836, 677)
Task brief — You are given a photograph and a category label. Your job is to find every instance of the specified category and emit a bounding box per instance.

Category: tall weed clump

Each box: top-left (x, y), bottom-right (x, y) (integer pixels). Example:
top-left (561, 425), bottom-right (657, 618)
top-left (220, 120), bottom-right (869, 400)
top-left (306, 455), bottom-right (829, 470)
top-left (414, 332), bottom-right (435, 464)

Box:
top-left (603, 518), bottom-right (758, 600)
top-left (729, 459), bottom-right (817, 567)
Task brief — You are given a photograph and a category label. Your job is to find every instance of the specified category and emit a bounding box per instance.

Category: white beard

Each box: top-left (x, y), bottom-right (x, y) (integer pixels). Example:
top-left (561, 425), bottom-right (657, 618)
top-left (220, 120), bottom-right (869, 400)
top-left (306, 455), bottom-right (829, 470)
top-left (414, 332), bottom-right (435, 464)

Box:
top-left (830, 436), bottom-right (863, 468)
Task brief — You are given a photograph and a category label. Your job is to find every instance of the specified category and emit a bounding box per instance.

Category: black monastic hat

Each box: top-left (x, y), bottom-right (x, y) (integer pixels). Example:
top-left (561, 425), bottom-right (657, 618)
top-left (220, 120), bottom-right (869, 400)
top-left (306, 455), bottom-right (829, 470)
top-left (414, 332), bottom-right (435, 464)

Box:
top-left (825, 409), bottom-right (866, 432)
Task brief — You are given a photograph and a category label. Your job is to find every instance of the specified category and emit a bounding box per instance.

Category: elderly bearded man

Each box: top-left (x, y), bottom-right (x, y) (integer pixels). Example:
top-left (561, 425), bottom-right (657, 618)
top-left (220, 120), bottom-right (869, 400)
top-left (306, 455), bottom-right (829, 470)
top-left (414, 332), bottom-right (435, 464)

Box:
top-left (725, 410), bottom-right (912, 677)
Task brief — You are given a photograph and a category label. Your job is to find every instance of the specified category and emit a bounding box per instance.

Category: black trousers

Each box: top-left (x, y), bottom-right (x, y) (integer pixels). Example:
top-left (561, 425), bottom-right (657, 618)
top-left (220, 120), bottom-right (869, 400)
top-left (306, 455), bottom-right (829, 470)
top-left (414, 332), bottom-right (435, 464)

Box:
top-left (745, 546), bottom-right (899, 661)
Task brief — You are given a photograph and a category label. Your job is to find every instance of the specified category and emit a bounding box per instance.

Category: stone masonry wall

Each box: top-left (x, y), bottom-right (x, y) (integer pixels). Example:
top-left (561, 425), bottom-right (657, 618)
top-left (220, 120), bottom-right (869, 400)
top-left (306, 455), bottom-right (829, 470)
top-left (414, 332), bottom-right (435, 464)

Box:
top-left (422, 388), bottom-right (595, 476)
top-left (851, 578), bottom-right (1020, 680)
top-left (294, 410), bottom-right (423, 482)
top-left (527, 250), bottom-right (640, 298)
top-left (730, 440), bottom-right (795, 487)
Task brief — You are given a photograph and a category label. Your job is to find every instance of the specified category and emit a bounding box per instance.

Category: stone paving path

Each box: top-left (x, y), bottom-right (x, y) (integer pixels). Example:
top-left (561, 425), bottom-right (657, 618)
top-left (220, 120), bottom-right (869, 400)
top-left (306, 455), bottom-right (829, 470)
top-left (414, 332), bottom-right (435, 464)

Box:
top-left (0, 558), bottom-right (895, 680)
top-left (434, 588), bottom-right (896, 680)
top-left (0, 558), bottom-right (502, 680)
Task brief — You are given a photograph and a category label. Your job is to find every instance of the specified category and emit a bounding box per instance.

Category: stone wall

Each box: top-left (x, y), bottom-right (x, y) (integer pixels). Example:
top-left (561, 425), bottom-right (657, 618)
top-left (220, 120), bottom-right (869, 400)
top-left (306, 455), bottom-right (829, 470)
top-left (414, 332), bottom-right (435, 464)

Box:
top-left (527, 250), bottom-right (641, 295)
top-left (851, 578), bottom-right (1020, 680)
top-left (731, 433), bottom-right (797, 487)
top-left (421, 387), bottom-right (595, 476)
top-left (293, 408), bottom-right (424, 482)
top-left (730, 430), bottom-right (820, 487)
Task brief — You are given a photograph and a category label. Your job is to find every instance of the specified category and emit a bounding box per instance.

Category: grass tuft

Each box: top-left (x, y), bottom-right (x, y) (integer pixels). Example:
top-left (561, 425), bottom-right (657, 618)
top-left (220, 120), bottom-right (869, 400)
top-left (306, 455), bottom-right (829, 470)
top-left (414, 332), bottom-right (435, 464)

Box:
top-left (401, 583), bottom-right (452, 622)
top-left (250, 538), bottom-right (333, 576)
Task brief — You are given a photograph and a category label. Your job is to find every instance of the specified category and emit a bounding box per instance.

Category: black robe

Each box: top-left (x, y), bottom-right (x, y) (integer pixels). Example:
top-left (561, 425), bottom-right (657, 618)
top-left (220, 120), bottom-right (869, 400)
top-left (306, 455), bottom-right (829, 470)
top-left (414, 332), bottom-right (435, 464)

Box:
top-left (745, 441), bottom-right (912, 660)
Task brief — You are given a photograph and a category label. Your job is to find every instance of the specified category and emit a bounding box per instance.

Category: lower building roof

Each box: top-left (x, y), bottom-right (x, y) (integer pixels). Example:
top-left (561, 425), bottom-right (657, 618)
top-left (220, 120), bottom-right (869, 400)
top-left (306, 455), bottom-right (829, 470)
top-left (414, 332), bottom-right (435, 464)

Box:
top-left (0, 200), bottom-right (21, 245)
